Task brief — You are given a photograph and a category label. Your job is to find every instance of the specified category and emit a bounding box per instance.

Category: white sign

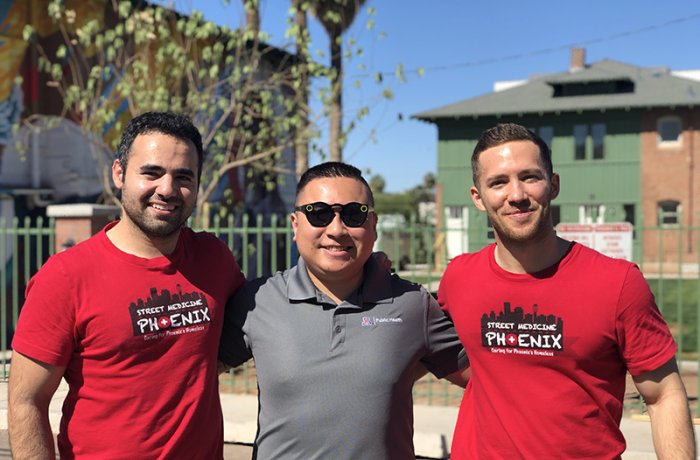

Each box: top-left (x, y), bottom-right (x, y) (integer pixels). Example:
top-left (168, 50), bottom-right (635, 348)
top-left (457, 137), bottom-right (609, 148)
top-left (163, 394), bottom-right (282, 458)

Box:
top-left (555, 222), bottom-right (633, 261)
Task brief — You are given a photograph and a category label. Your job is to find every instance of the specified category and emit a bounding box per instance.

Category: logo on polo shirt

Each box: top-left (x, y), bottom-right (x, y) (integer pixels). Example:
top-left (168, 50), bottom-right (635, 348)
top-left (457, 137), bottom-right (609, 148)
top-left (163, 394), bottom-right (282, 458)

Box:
top-left (361, 316), bottom-right (403, 326)
top-left (128, 287), bottom-right (211, 340)
top-left (481, 301), bottom-right (564, 357)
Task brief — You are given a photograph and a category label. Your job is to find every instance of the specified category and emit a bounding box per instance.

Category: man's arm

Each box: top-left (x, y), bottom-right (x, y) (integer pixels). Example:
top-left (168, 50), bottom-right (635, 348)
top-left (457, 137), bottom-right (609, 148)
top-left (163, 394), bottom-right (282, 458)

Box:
top-left (632, 358), bottom-right (696, 459)
top-left (219, 280), bottom-right (258, 368)
top-left (444, 366), bottom-right (470, 388)
top-left (414, 362), bottom-right (470, 388)
top-left (8, 351), bottom-right (65, 460)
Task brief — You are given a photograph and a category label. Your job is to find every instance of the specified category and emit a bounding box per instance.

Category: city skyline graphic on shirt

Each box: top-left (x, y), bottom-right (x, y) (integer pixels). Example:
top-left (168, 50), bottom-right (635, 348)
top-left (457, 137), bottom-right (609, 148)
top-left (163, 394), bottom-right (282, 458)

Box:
top-left (481, 302), bottom-right (564, 354)
top-left (128, 286), bottom-right (211, 337)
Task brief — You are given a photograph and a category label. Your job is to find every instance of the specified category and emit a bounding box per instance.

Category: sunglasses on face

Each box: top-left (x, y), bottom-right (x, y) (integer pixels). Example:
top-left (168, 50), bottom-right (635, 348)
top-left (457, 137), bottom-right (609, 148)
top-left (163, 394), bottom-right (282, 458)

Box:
top-left (294, 201), bottom-right (373, 228)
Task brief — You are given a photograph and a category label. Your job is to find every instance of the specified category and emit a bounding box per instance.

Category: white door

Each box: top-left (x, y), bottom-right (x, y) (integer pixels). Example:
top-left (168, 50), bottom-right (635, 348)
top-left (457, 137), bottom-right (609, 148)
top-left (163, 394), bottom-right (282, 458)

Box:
top-left (445, 206), bottom-right (469, 259)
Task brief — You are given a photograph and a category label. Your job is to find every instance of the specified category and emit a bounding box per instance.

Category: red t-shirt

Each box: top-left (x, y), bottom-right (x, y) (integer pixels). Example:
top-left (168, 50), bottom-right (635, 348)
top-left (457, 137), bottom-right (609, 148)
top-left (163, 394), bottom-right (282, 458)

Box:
top-left (12, 223), bottom-right (245, 459)
top-left (438, 242), bottom-right (676, 459)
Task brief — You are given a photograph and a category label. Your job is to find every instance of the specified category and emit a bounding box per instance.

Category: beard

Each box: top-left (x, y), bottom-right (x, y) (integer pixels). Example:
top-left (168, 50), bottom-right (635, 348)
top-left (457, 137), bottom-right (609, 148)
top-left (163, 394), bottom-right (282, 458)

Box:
top-left (120, 189), bottom-right (194, 239)
top-left (490, 204), bottom-right (554, 247)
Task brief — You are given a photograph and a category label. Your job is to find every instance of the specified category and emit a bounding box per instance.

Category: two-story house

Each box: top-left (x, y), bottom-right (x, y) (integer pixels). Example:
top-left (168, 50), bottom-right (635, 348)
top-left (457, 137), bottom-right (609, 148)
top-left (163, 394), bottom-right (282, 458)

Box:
top-left (414, 49), bottom-right (700, 273)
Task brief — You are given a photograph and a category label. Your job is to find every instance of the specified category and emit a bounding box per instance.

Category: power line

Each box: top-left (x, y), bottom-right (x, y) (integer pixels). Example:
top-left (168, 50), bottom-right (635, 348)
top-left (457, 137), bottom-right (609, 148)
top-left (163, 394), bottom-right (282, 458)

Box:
top-left (354, 11), bottom-right (700, 79)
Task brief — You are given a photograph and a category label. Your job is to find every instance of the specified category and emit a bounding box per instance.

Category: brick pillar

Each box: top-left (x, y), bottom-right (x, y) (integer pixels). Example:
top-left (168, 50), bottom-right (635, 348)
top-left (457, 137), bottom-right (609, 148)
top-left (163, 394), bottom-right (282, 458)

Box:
top-left (46, 204), bottom-right (121, 253)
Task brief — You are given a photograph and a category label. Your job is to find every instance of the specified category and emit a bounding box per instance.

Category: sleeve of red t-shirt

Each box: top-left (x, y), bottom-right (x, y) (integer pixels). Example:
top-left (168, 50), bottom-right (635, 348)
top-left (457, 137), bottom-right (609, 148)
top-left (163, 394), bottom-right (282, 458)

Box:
top-left (615, 265), bottom-right (677, 376)
top-left (436, 258), bottom-right (454, 315)
top-left (12, 255), bottom-right (77, 367)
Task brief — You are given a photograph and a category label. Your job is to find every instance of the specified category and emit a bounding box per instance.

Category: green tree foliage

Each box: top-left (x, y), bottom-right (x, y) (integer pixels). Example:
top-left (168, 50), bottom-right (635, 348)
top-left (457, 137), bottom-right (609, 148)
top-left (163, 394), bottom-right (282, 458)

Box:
top-left (22, 0), bottom-right (325, 223)
top-left (409, 172), bottom-right (435, 204)
top-left (21, 0), bottom-right (398, 223)
top-left (368, 173), bottom-right (385, 194)
top-left (373, 172), bottom-right (435, 219)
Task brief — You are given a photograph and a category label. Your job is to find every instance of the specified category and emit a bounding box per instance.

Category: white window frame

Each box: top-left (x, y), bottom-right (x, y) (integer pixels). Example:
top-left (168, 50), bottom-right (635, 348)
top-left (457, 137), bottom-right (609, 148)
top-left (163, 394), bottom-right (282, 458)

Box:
top-left (657, 200), bottom-right (681, 227)
top-left (578, 204), bottom-right (606, 224)
top-left (447, 206), bottom-right (463, 219)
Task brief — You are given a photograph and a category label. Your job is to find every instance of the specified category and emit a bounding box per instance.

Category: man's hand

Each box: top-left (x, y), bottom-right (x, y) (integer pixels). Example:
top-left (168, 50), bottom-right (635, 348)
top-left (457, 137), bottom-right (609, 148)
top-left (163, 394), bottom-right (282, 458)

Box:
top-left (372, 251), bottom-right (393, 272)
top-left (445, 366), bottom-right (470, 388)
top-left (217, 360), bottom-right (233, 375)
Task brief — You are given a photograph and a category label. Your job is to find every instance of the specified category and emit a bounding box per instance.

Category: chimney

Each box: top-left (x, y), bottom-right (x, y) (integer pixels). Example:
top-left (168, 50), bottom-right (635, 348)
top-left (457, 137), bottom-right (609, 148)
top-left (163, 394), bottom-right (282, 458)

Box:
top-left (570, 47), bottom-right (586, 72)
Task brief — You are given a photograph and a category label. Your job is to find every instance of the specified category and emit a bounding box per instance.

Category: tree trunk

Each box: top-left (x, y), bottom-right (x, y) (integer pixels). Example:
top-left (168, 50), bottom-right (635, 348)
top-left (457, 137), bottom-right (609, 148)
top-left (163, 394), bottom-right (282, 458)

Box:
top-left (294, 0), bottom-right (310, 179)
top-left (328, 34), bottom-right (342, 162)
top-left (244, 0), bottom-right (260, 34)
top-left (309, 0), bottom-right (367, 163)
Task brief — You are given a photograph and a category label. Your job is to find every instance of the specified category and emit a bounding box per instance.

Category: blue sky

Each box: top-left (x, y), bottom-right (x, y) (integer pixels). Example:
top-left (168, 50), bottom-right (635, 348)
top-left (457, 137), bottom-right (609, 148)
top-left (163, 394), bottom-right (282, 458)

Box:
top-left (165, 1), bottom-right (700, 192)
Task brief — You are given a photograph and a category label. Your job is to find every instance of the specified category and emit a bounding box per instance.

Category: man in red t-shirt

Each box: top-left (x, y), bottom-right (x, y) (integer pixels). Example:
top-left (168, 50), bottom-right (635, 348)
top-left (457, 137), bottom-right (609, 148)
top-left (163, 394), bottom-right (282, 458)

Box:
top-left (439, 122), bottom-right (695, 459)
top-left (8, 112), bottom-right (245, 459)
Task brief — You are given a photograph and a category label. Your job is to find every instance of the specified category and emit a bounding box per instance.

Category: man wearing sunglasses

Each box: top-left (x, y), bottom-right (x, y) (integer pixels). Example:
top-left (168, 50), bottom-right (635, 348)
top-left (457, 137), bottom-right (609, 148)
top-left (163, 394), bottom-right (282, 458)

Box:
top-left (219, 161), bottom-right (466, 460)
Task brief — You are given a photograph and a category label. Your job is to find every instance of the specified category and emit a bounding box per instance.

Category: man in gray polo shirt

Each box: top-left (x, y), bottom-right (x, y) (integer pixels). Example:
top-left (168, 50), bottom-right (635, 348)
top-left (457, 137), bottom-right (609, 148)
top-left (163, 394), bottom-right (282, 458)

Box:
top-left (219, 161), bottom-right (466, 459)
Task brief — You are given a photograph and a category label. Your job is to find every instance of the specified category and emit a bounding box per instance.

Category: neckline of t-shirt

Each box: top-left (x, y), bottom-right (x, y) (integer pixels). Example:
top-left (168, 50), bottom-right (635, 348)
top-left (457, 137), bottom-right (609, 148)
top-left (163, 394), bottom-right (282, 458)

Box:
top-left (97, 221), bottom-right (186, 268)
top-left (487, 241), bottom-right (577, 282)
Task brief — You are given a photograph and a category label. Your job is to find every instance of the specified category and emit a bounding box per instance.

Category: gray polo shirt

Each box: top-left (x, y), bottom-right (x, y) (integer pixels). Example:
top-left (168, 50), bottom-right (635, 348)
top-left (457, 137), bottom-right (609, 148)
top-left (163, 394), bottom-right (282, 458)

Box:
top-left (219, 256), bottom-right (466, 460)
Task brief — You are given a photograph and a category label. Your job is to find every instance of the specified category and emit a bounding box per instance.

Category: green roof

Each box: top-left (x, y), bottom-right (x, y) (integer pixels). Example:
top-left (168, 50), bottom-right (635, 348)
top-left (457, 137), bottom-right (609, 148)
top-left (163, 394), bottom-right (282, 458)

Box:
top-left (414, 60), bottom-right (700, 121)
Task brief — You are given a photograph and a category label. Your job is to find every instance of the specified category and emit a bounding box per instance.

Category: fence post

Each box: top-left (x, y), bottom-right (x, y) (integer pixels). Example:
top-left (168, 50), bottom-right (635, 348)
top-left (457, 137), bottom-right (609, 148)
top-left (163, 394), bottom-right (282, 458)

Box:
top-left (46, 204), bottom-right (120, 253)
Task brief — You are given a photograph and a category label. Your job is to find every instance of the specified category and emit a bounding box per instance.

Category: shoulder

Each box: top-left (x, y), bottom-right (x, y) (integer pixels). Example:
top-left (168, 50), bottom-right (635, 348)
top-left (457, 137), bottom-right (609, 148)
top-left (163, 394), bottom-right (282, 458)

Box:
top-left (21, 237), bottom-right (107, 319)
top-left (181, 228), bottom-right (237, 266)
top-left (445, 244), bottom-right (492, 274)
top-left (361, 258), bottom-right (428, 305)
top-left (247, 269), bottom-right (289, 299)
top-left (384, 274), bottom-right (436, 314)
top-left (227, 272), bottom-right (287, 321)
top-left (42, 231), bottom-right (105, 271)
top-left (568, 242), bottom-right (635, 274)
top-left (389, 273), bottom-right (426, 295)
top-left (182, 228), bottom-right (230, 251)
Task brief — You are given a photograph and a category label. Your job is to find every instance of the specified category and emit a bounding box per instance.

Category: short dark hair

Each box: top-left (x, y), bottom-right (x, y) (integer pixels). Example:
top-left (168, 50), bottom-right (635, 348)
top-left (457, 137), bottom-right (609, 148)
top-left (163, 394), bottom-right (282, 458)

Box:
top-left (116, 112), bottom-right (204, 182)
top-left (471, 123), bottom-right (553, 186)
top-left (296, 161), bottom-right (374, 206)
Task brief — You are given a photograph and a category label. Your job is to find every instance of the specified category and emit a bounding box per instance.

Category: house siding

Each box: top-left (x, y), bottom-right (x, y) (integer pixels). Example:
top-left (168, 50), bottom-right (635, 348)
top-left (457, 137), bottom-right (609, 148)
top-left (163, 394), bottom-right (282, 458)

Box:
top-left (435, 111), bottom-right (644, 254)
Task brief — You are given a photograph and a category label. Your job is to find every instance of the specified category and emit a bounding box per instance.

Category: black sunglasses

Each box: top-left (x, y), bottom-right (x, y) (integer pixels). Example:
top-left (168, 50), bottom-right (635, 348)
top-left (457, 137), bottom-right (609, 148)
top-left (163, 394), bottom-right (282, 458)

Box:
top-left (294, 202), bottom-right (373, 228)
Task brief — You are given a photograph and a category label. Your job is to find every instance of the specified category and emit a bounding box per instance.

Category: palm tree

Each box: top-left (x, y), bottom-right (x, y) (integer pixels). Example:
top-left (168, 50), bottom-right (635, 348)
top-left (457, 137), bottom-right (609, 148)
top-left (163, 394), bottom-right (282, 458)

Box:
top-left (243, 0), bottom-right (260, 34)
top-left (292, 0), bottom-right (310, 179)
top-left (309, 0), bottom-right (366, 162)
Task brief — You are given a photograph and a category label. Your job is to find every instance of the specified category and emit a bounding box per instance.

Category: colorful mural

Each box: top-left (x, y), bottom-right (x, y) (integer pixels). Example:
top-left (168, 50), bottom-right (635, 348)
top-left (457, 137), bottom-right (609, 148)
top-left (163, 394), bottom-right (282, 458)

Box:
top-left (0, 0), bottom-right (26, 145)
top-left (0, 0), bottom-right (293, 215)
top-left (0, 0), bottom-right (107, 144)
